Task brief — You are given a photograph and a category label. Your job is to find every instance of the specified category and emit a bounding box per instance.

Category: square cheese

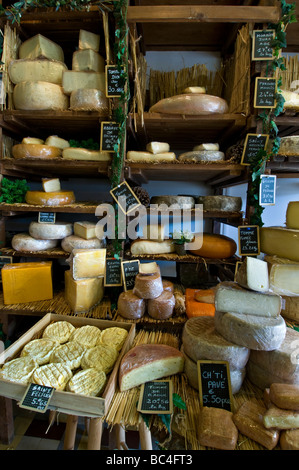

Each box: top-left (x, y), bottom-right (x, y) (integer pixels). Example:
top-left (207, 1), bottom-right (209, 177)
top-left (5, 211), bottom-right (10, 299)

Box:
top-left (74, 221), bottom-right (97, 240)
top-left (70, 248), bottom-right (106, 280)
top-left (65, 270), bottom-right (104, 314)
top-left (79, 29), bottom-right (100, 52)
top-left (42, 178), bottom-right (61, 193)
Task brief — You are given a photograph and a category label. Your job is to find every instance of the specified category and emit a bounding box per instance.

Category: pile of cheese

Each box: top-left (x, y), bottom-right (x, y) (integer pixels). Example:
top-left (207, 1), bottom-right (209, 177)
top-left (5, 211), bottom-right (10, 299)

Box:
top-left (117, 262), bottom-right (176, 321)
top-left (127, 141), bottom-right (176, 163)
top-left (0, 321), bottom-right (128, 398)
top-left (178, 143), bottom-right (225, 163)
top-left (9, 30), bottom-right (108, 113)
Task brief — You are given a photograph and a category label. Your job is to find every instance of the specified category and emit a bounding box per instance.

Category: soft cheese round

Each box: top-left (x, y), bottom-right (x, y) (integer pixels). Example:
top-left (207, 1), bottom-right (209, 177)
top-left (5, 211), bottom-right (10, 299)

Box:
top-left (42, 321), bottom-right (76, 344)
top-left (67, 368), bottom-right (106, 396)
top-left (21, 338), bottom-right (58, 365)
top-left (0, 356), bottom-right (38, 384)
top-left (29, 221), bottom-right (73, 240)
top-left (117, 290), bottom-right (146, 319)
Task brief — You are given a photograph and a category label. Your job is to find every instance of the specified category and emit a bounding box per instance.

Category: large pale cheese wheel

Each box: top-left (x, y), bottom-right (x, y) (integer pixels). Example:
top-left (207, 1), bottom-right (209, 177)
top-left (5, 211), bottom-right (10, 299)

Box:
top-left (182, 346), bottom-right (245, 394)
top-left (133, 272), bottom-right (164, 300)
top-left (118, 343), bottom-right (184, 391)
top-left (189, 233), bottom-right (237, 259)
top-left (61, 235), bottom-right (104, 253)
top-left (197, 195), bottom-right (242, 212)
top-left (150, 195), bottom-right (195, 209)
top-left (182, 316), bottom-right (250, 369)
top-left (25, 190), bottom-right (75, 206)
top-left (286, 201), bottom-right (299, 229)
top-left (130, 239), bottom-right (175, 255)
top-left (29, 221), bottom-right (73, 240)
top-left (62, 147), bottom-right (111, 162)
top-left (261, 226), bottom-right (299, 262)
top-left (12, 233), bottom-right (58, 252)
top-left (117, 290), bottom-right (146, 320)
top-left (13, 81), bottom-right (69, 111)
top-left (12, 144), bottom-right (61, 160)
top-left (8, 58), bottom-right (67, 85)
top-left (62, 71), bottom-right (105, 95)
top-left (19, 34), bottom-right (64, 62)
top-left (147, 290), bottom-right (175, 319)
top-left (178, 150), bottom-right (225, 163)
top-left (70, 89), bottom-right (109, 112)
top-left (214, 310), bottom-right (286, 351)
top-left (149, 94), bottom-right (229, 115)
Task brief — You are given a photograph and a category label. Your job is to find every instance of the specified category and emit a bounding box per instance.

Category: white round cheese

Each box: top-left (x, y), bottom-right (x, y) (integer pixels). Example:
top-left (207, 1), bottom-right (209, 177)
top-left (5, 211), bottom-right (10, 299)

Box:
top-left (61, 235), bottom-right (104, 253)
top-left (29, 221), bottom-right (73, 240)
top-left (12, 233), bottom-right (59, 252)
top-left (178, 150), bottom-right (225, 162)
top-left (214, 310), bottom-right (286, 351)
top-left (8, 58), bottom-right (67, 85)
top-left (13, 81), bottom-right (69, 111)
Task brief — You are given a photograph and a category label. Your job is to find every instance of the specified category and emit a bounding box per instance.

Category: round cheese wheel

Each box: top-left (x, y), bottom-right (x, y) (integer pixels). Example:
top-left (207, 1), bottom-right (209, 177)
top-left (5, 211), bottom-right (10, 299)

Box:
top-left (70, 88), bottom-right (109, 112)
top-left (149, 93), bottom-right (228, 115)
top-left (117, 290), bottom-right (146, 320)
top-left (29, 221), bottom-right (73, 240)
top-left (178, 150), bottom-right (225, 163)
top-left (12, 144), bottom-right (62, 160)
top-left (189, 233), bottom-right (237, 259)
top-left (13, 81), bottom-right (69, 111)
top-left (214, 310), bottom-right (287, 351)
top-left (147, 290), bottom-right (175, 320)
top-left (25, 190), bottom-right (75, 206)
top-left (162, 279), bottom-right (174, 293)
top-left (197, 195), bottom-right (242, 212)
top-left (8, 58), bottom-right (67, 85)
top-left (61, 235), bottom-right (104, 253)
top-left (182, 316), bottom-right (250, 369)
top-left (11, 232), bottom-right (59, 252)
top-left (133, 272), bottom-right (164, 300)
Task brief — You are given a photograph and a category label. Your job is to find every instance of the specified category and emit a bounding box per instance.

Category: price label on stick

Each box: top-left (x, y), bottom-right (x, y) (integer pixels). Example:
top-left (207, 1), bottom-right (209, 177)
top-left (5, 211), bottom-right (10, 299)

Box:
top-left (137, 380), bottom-right (173, 415)
top-left (38, 212), bottom-right (56, 224)
top-left (121, 259), bottom-right (140, 291)
top-left (197, 360), bottom-right (233, 412)
top-left (100, 121), bottom-right (119, 152)
top-left (241, 133), bottom-right (269, 166)
top-left (19, 383), bottom-right (54, 413)
top-left (110, 180), bottom-right (141, 215)
top-left (104, 257), bottom-right (123, 287)
top-left (254, 77), bottom-right (277, 109)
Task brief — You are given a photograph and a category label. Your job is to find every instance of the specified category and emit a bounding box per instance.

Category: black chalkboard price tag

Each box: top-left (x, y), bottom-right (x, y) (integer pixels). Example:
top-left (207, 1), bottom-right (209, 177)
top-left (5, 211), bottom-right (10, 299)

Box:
top-left (137, 380), bottom-right (173, 415)
top-left (104, 257), bottom-right (123, 287)
top-left (19, 383), bottom-right (54, 413)
top-left (259, 174), bottom-right (276, 206)
top-left (252, 29), bottom-right (275, 61)
top-left (121, 259), bottom-right (140, 291)
top-left (110, 180), bottom-right (141, 215)
top-left (0, 255), bottom-right (12, 282)
top-left (238, 225), bottom-right (260, 256)
top-left (100, 121), bottom-right (119, 153)
top-left (254, 77), bottom-right (277, 108)
top-left (38, 212), bottom-right (56, 224)
top-left (197, 360), bottom-right (233, 412)
top-left (241, 133), bottom-right (269, 165)
top-left (105, 65), bottom-right (126, 98)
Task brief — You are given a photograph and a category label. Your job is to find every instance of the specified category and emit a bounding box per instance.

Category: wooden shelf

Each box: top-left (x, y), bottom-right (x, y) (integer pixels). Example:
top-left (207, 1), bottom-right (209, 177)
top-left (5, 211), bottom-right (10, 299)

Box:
top-left (0, 201), bottom-right (100, 215)
top-left (0, 246), bottom-right (69, 259)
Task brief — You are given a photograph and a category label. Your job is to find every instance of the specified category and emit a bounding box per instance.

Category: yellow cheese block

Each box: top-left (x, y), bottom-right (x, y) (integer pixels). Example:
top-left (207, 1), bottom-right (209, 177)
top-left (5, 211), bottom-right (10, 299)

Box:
top-left (70, 248), bottom-right (106, 280)
top-left (286, 202), bottom-right (299, 229)
top-left (25, 190), bottom-right (75, 206)
top-left (2, 262), bottom-right (53, 305)
top-left (260, 226), bottom-right (299, 262)
top-left (64, 270), bottom-right (104, 313)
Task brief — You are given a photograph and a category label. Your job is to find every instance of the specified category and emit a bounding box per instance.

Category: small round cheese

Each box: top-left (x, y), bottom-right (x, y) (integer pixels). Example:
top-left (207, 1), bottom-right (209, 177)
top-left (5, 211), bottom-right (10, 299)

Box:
top-left (12, 233), bottom-right (59, 252)
top-left (148, 290), bottom-right (175, 320)
top-left (29, 221), bottom-right (73, 240)
top-left (117, 290), bottom-right (146, 319)
top-left (61, 235), bottom-right (104, 253)
top-left (133, 272), bottom-right (164, 300)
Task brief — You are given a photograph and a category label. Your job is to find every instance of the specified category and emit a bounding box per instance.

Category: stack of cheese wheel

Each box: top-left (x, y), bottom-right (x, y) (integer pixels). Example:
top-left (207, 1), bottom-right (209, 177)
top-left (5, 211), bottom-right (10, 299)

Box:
top-left (130, 223), bottom-right (175, 256)
top-left (61, 220), bottom-right (105, 253)
top-left (25, 177), bottom-right (75, 207)
top-left (126, 141), bottom-right (177, 163)
top-left (12, 134), bottom-right (70, 160)
top-left (178, 143), bottom-right (225, 163)
top-left (11, 34), bottom-right (69, 111)
top-left (117, 262), bottom-right (175, 321)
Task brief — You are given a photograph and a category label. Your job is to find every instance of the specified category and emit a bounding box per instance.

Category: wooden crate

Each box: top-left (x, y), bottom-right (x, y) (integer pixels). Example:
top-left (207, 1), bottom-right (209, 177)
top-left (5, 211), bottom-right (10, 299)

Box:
top-left (0, 313), bottom-right (135, 418)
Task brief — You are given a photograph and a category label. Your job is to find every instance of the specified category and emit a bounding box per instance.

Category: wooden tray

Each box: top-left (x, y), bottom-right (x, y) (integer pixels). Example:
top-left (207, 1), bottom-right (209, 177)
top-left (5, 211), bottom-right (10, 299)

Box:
top-left (0, 313), bottom-right (135, 418)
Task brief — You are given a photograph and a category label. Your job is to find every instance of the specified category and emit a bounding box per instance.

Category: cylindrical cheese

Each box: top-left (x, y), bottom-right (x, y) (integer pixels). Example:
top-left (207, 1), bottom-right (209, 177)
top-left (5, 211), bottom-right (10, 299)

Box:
top-left (178, 150), bottom-right (225, 163)
top-left (29, 221), bottom-right (73, 240)
top-left (150, 195), bottom-right (195, 209)
top-left (197, 195), bottom-right (242, 212)
top-left (62, 147), bottom-right (111, 161)
top-left (70, 88), bottom-right (109, 112)
top-left (117, 290), bottom-right (146, 319)
top-left (61, 235), bottom-right (104, 253)
top-left (12, 144), bottom-right (62, 160)
top-left (130, 239), bottom-right (175, 255)
top-left (260, 226), bottom-right (299, 263)
top-left (25, 190), bottom-right (75, 206)
top-left (189, 233), bottom-right (237, 259)
top-left (13, 81), bottom-right (69, 111)
top-left (12, 233), bottom-right (58, 252)
top-left (286, 201), bottom-right (299, 229)
top-left (147, 290), bottom-right (175, 320)
top-left (8, 58), bottom-right (67, 85)
top-left (162, 279), bottom-right (174, 293)
top-left (149, 93), bottom-right (229, 115)
top-left (133, 272), bottom-right (164, 300)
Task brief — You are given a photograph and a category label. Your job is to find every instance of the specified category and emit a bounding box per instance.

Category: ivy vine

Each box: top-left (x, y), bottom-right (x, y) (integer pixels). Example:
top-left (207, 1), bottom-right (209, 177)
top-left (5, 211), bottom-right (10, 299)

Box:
top-left (248, 0), bottom-right (297, 226)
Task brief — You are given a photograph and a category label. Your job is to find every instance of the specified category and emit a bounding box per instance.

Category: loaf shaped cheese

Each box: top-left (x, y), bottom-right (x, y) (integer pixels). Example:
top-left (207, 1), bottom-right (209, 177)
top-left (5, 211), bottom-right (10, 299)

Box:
top-left (79, 29), bottom-right (100, 52)
top-left (146, 142), bottom-right (170, 154)
top-left (198, 407), bottom-right (238, 450)
top-left (189, 233), bottom-right (237, 259)
top-left (72, 49), bottom-right (105, 73)
top-left (149, 93), bottom-right (228, 115)
top-left (70, 248), bottom-right (106, 280)
top-left (119, 344), bottom-right (184, 391)
top-left (42, 178), bottom-right (62, 192)
top-left (263, 404), bottom-right (299, 430)
top-left (62, 71), bottom-right (105, 95)
top-left (65, 270), bottom-right (104, 314)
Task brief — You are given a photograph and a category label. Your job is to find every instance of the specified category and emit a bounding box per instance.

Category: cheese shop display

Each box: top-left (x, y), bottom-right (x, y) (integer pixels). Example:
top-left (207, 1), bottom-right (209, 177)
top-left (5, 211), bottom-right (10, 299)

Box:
top-left (69, 88), bottom-right (109, 112)
top-left (149, 93), bottom-right (229, 115)
top-left (8, 58), bottom-right (68, 85)
top-left (286, 201), bottom-right (299, 229)
top-left (25, 190), bottom-right (76, 206)
top-left (197, 195), bottom-right (242, 212)
top-left (29, 221), bottom-right (73, 240)
top-left (12, 143), bottom-right (62, 160)
top-left (150, 195), bottom-right (195, 209)
top-left (61, 234), bottom-right (105, 253)
top-left (19, 34), bottom-right (64, 62)
top-left (260, 226), bottom-right (299, 262)
top-left (1, 261), bottom-right (53, 304)
top-left (13, 81), bottom-right (69, 111)
top-left (62, 147), bottom-right (111, 161)
top-left (188, 233), bottom-right (237, 258)
top-left (11, 233), bottom-right (59, 252)
top-left (69, 248), bottom-right (106, 280)
top-left (126, 150), bottom-right (176, 163)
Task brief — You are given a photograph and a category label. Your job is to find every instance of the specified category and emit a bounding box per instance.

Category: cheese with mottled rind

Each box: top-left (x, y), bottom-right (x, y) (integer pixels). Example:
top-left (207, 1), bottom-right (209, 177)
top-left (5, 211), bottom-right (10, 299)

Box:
top-left (70, 88), bottom-right (109, 112)
top-left (9, 58), bottom-right (67, 85)
top-left (61, 235), bottom-right (104, 253)
top-left (150, 195), bottom-right (195, 209)
top-left (149, 93), bottom-right (229, 115)
top-left (12, 144), bottom-right (62, 160)
top-left (12, 233), bottom-right (58, 252)
top-left (13, 81), bottom-right (69, 111)
top-left (29, 221), bottom-right (72, 240)
top-left (178, 150), bottom-right (225, 162)
top-left (197, 195), bottom-right (242, 212)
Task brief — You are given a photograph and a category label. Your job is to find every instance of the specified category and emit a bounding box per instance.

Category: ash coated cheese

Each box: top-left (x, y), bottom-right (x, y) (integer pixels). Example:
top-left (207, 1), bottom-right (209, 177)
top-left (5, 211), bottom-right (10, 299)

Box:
top-left (286, 201), bottom-right (299, 229)
top-left (130, 239), bottom-right (175, 255)
top-left (29, 221), bottom-right (73, 240)
top-left (118, 343), bottom-right (184, 391)
top-left (62, 147), bottom-right (111, 161)
top-left (235, 257), bottom-right (269, 293)
top-left (215, 282), bottom-right (281, 317)
top-left (149, 93), bottom-right (229, 115)
top-left (193, 143), bottom-right (219, 151)
top-left (126, 151), bottom-right (176, 163)
top-left (270, 264), bottom-right (299, 296)
top-left (70, 248), bottom-right (106, 280)
top-left (19, 34), bottom-right (64, 62)
top-left (269, 383), bottom-right (299, 411)
top-left (147, 290), bottom-right (175, 320)
top-left (178, 150), bottom-right (225, 163)
top-left (65, 270), bottom-right (104, 314)
top-left (261, 226), bottom-right (299, 262)
top-left (182, 316), bottom-right (250, 369)
top-left (72, 49), bottom-right (105, 73)
top-left (8, 58), bottom-right (67, 85)
top-left (61, 235), bottom-right (104, 253)
top-left (12, 144), bottom-right (62, 160)
top-left (42, 178), bottom-right (61, 192)
top-left (11, 233), bottom-right (58, 252)
top-left (146, 142), bottom-right (170, 154)
top-left (117, 290), bottom-right (146, 320)
top-left (70, 89), bottom-right (109, 112)
top-left (74, 221), bottom-right (97, 240)
top-left (214, 310), bottom-right (286, 351)
top-left (133, 271), bottom-right (164, 299)
top-left (197, 195), bottom-right (242, 212)
top-left (79, 29), bottom-right (100, 52)
top-left (150, 195), bottom-right (195, 209)
top-left (44, 136), bottom-right (70, 149)
top-left (198, 407), bottom-right (238, 451)
top-left (25, 190), bottom-right (75, 206)
top-left (13, 81), bottom-right (69, 111)
top-left (62, 71), bottom-right (105, 95)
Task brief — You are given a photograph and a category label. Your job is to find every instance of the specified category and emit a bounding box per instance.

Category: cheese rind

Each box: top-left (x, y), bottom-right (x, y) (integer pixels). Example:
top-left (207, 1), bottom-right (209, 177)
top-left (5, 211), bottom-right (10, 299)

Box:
top-left (261, 226), bottom-right (299, 262)
top-left (215, 281), bottom-right (281, 317)
top-left (147, 290), bottom-right (175, 319)
top-left (133, 271), bottom-right (164, 299)
top-left (25, 190), bottom-right (75, 206)
top-left (70, 248), bottom-right (106, 280)
top-left (198, 407), bottom-right (238, 450)
top-left (13, 81), bottom-right (68, 111)
top-left (64, 270), bottom-right (104, 313)
top-left (70, 88), bottom-right (109, 112)
top-left (178, 150), bottom-right (225, 162)
top-left (19, 34), bottom-right (64, 62)
top-left (189, 233), bottom-right (237, 259)
top-left (61, 235), bottom-right (104, 253)
top-left (246, 360), bottom-right (299, 389)
top-left (118, 344), bottom-right (184, 391)
top-left (72, 49), bottom-right (105, 73)
top-left (150, 195), bottom-right (195, 209)
top-left (235, 257), bottom-right (269, 293)
top-left (12, 233), bottom-right (58, 252)
top-left (146, 142), bottom-right (170, 154)
top-left (197, 195), bottom-right (242, 212)
top-left (280, 429), bottom-right (299, 450)
top-left (278, 134), bottom-right (299, 155)
top-left (270, 264), bottom-right (299, 296)
top-left (79, 29), bottom-right (100, 52)
top-left (269, 383), bottom-right (299, 411)
top-left (62, 71), bottom-right (105, 95)
top-left (117, 290), bottom-right (146, 319)
top-left (8, 58), bottom-right (67, 85)
top-left (29, 221), bottom-right (73, 240)
top-left (62, 147), bottom-right (111, 161)
top-left (263, 405), bottom-right (299, 430)
top-left (286, 201), bottom-right (299, 229)
top-left (214, 310), bottom-right (286, 351)
top-left (149, 93), bottom-right (229, 115)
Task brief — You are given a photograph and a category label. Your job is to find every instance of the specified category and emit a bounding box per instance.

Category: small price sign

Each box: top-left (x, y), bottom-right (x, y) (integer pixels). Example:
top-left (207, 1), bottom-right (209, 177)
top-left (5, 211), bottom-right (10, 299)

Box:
top-left (104, 257), bottom-right (123, 287)
top-left (100, 121), bottom-right (119, 153)
top-left (238, 225), bottom-right (260, 256)
top-left (105, 65), bottom-right (126, 97)
top-left (110, 180), bottom-right (141, 215)
top-left (259, 174), bottom-right (276, 206)
top-left (19, 383), bottom-right (54, 413)
top-left (241, 133), bottom-right (269, 165)
top-left (254, 77), bottom-right (277, 109)
top-left (38, 212), bottom-right (56, 224)
top-left (197, 360), bottom-right (233, 412)
top-left (121, 259), bottom-right (140, 291)
top-left (252, 29), bottom-right (275, 61)
top-left (137, 380), bottom-right (173, 415)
